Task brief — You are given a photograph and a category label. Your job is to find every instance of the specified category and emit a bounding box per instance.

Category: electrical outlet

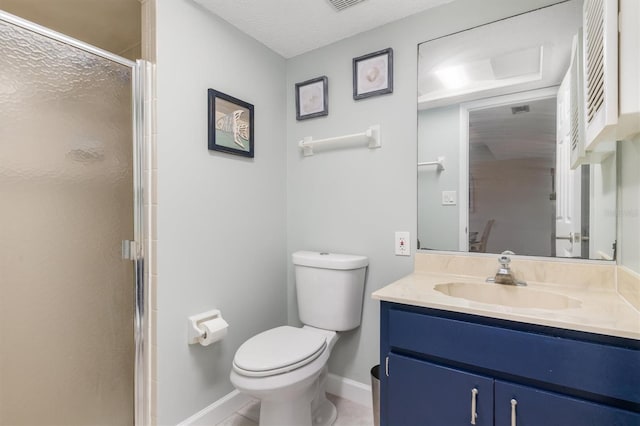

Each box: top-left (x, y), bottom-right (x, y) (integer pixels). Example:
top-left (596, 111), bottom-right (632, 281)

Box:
top-left (395, 231), bottom-right (410, 256)
top-left (442, 190), bottom-right (457, 205)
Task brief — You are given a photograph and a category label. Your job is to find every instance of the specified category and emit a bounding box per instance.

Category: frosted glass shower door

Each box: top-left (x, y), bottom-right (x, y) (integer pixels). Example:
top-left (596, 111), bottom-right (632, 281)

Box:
top-left (0, 17), bottom-right (135, 425)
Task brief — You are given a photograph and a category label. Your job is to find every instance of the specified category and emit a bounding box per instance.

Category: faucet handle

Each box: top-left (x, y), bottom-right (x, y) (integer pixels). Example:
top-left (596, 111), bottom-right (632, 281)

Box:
top-left (498, 251), bottom-right (514, 267)
top-left (492, 251), bottom-right (527, 286)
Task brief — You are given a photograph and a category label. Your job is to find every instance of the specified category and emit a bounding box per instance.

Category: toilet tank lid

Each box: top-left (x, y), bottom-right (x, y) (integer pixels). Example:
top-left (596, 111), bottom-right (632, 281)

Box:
top-left (292, 251), bottom-right (368, 270)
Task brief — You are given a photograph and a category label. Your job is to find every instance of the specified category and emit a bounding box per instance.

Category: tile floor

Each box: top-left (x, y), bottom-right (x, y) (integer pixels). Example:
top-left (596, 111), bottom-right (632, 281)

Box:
top-left (216, 394), bottom-right (374, 426)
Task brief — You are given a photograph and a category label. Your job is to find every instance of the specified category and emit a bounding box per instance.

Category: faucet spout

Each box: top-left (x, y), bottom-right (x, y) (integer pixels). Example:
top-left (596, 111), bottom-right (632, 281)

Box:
top-left (487, 252), bottom-right (526, 286)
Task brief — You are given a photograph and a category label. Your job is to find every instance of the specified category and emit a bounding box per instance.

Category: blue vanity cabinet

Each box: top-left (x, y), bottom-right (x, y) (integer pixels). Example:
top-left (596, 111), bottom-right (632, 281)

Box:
top-left (379, 301), bottom-right (640, 426)
top-left (388, 353), bottom-right (494, 425)
top-left (494, 381), bottom-right (640, 425)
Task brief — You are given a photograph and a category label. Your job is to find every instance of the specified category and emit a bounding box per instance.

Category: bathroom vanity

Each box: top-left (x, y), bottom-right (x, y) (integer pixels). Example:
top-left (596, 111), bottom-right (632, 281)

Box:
top-left (373, 254), bottom-right (640, 426)
top-left (379, 302), bottom-right (639, 425)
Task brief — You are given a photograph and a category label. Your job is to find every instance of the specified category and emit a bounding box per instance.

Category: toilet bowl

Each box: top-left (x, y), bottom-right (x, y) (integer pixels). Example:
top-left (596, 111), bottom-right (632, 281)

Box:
top-left (230, 251), bottom-right (368, 426)
top-left (230, 326), bottom-right (338, 426)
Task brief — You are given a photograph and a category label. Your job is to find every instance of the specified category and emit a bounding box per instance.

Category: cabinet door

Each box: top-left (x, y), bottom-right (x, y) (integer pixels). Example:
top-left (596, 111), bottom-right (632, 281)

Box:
top-left (387, 353), bottom-right (494, 426)
top-left (495, 381), bottom-right (640, 426)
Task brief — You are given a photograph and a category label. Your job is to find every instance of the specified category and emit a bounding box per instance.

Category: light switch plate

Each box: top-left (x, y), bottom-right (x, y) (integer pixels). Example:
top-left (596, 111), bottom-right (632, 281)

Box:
top-left (442, 190), bottom-right (457, 205)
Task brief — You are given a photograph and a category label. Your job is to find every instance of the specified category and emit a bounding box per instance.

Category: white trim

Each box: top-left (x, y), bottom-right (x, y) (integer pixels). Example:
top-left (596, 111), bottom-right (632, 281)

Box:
top-left (418, 249), bottom-right (616, 264)
top-left (459, 86), bottom-right (559, 112)
top-left (177, 390), bottom-right (252, 426)
top-left (177, 375), bottom-right (372, 425)
top-left (326, 373), bottom-right (373, 409)
top-left (459, 106), bottom-right (470, 251)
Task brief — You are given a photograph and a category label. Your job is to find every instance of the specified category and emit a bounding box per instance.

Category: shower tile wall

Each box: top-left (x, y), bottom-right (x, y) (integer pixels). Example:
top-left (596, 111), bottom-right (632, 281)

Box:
top-left (140, 0), bottom-right (158, 423)
top-left (142, 59), bottom-right (158, 426)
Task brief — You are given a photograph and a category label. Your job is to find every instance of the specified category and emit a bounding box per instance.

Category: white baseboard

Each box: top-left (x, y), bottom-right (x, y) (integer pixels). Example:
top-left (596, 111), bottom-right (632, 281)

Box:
top-left (177, 390), bottom-right (251, 426)
top-left (326, 373), bottom-right (373, 409)
top-left (178, 375), bottom-right (372, 425)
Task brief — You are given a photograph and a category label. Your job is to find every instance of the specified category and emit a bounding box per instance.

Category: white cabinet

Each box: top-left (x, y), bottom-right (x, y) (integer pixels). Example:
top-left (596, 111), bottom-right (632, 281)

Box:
top-left (582, 0), bottom-right (640, 150)
top-left (582, 0), bottom-right (618, 149)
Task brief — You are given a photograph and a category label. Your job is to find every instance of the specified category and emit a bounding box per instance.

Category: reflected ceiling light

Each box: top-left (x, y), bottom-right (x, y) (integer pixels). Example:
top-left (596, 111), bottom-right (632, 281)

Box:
top-left (434, 65), bottom-right (470, 89)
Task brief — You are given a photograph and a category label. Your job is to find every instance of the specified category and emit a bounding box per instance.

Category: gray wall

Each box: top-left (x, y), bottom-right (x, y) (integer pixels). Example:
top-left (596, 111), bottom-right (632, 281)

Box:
top-left (285, 0), bottom-right (566, 385)
top-left (152, 0), bottom-right (640, 423)
top-left (417, 106), bottom-right (461, 251)
top-left (155, 0), bottom-right (287, 423)
top-left (620, 136), bottom-right (640, 272)
top-left (590, 153), bottom-right (618, 259)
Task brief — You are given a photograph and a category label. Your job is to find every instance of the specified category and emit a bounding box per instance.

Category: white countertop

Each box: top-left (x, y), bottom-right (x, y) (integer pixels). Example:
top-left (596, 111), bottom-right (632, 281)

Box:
top-left (372, 271), bottom-right (640, 340)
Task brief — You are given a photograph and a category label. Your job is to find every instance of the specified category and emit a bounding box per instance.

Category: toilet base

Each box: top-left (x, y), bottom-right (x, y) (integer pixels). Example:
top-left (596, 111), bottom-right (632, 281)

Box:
top-left (310, 365), bottom-right (337, 426)
top-left (250, 392), bottom-right (337, 426)
top-left (259, 394), bottom-right (314, 426)
top-left (246, 366), bottom-right (337, 426)
top-left (311, 395), bottom-right (337, 426)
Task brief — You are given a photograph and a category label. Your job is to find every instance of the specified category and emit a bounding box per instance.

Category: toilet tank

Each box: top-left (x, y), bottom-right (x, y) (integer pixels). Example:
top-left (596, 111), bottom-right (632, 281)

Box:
top-left (292, 251), bottom-right (368, 331)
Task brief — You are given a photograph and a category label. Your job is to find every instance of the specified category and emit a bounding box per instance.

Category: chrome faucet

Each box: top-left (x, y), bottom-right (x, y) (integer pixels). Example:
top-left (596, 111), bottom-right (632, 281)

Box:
top-left (486, 251), bottom-right (526, 286)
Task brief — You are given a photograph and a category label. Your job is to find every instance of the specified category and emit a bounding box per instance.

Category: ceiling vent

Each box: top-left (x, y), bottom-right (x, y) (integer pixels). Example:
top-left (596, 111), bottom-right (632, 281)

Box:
top-left (327, 0), bottom-right (366, 11)
top-left (511, 105), bottom-right (530, 115)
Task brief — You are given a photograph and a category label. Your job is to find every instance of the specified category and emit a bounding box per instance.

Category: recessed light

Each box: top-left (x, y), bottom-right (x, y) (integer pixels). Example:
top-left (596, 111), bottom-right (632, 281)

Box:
top-left (434, 65), bottom-right (470, 90)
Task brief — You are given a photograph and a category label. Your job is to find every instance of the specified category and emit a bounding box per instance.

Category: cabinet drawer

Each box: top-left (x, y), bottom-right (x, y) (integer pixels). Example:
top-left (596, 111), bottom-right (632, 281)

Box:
top-left (388, 307), bottom-right (640, 406)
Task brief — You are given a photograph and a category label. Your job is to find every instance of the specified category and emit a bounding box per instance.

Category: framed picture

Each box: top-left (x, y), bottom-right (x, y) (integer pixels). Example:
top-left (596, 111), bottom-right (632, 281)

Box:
top-left (295, 76), bottom-right (328, 120)
top-left (208, 89), bottom-right (254, 158)
top-left (353, 48), bottom-right (393, 100)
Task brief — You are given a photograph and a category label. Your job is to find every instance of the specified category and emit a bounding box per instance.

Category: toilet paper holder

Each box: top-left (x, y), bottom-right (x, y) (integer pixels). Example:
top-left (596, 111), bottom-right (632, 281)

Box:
top-left (187, 309), bottom-right (227, 345)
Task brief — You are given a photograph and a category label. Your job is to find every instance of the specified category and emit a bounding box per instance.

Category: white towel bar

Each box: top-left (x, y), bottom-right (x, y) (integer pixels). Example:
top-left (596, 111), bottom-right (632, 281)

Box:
top-left (418, 156), bottom-right (445, 171)
top-left (299, 124), bottom-right (381, 156)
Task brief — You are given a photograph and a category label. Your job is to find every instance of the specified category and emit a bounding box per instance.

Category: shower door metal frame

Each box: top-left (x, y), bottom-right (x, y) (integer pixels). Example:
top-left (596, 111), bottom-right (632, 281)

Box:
top-left (0, 10), bottom-right (149, 426)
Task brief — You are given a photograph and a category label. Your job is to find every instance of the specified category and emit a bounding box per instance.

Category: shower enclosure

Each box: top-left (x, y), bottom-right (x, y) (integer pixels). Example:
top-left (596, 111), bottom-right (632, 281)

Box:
top-left (0, 11), bottom-right (147, 425)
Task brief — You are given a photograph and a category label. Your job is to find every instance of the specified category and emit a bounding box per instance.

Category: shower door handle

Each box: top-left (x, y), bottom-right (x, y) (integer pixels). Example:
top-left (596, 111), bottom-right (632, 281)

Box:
top-left (555, 232), bottom-right (581, 243)
top-left (122, 240), bottom-right (140, 260)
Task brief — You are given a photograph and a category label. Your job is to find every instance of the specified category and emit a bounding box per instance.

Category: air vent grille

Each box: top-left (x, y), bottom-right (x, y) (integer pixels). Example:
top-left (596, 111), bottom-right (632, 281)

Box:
top-left (570, 69), bottom-right (580, 152)
top-left (569, 33), bottom-right (580, 153)
top-left (511, 105), bottom-right (530, 115)
top-left (327, 0), bottom-right (365, 11)
top-left (569, 29), bottom-right (585, 168)
top-left (584, 0), bottom-right (605, 124)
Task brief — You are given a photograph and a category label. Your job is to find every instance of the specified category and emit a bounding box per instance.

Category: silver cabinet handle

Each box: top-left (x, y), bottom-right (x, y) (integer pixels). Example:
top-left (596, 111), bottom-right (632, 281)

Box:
top-left (470, 388), bottom-right (478, 424)
top-left (510, 398), bottom-right (518, 426)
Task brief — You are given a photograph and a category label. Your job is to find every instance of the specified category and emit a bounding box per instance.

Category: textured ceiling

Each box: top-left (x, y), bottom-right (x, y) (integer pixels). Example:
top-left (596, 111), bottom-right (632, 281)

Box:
top-left (469, 97), bottom-right (556, 163)
top-left (0, 0), bottom-right (141, 60)
top-left (193, 0), bottom-right (456, 58)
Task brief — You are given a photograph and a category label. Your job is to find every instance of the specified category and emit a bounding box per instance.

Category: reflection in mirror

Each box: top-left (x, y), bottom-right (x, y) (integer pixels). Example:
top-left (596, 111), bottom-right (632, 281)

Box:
top-left (468, 93), bottom-right (556, 257)
top-left (417, 0), bottom-right (617, 260)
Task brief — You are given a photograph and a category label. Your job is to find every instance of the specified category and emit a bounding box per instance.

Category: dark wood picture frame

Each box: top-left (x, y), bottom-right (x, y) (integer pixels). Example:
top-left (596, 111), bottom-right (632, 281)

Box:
top-left (353, 48), bottom-right (394, 100)
top-left (208, 89), bottom-right (254, 158)
top-left (295, 76), bottom-right (329, 120)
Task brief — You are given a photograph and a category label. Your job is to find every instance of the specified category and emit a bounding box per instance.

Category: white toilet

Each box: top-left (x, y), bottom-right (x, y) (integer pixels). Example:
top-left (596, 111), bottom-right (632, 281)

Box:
top-left (230, 251), bottom-right (369, 426)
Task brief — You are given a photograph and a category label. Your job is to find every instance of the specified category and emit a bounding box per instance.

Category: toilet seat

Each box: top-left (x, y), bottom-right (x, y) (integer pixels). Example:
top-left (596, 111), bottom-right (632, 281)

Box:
top-left (233, 326), bottom-right (327, 378)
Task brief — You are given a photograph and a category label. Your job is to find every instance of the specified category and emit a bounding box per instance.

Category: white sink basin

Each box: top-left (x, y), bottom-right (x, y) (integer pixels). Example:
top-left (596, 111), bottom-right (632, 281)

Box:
top-left (434, 282), bottom-right (581, 310)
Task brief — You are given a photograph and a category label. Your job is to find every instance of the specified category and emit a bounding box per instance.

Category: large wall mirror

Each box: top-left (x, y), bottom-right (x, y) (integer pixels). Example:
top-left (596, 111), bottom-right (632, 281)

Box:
top-left (417, 0), bottom-right (617, 260)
